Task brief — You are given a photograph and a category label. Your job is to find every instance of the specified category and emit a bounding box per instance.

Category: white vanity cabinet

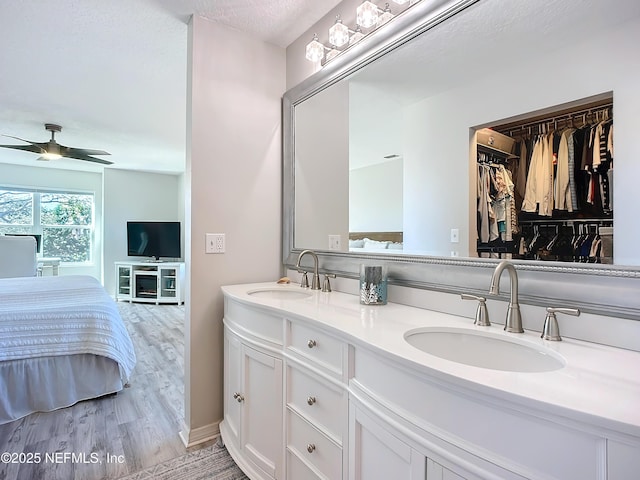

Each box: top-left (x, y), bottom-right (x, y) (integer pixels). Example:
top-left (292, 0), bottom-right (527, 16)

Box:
top-left (221, 301), bottom-right (284, 480)
top-left (285, 320), bottom-right (349, 479)
top-left (221, 284), bottom-right (640, 480)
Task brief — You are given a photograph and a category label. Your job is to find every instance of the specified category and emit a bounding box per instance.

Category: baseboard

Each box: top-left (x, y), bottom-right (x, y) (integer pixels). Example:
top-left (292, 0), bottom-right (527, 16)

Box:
top-left (179, 420), bottom-right (220, 448)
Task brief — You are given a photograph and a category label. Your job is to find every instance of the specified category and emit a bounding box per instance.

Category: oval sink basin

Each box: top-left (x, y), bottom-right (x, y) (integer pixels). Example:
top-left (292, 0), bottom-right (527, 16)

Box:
top-left (247, 288), bottom-right (312, 300)
top-left (404, 327), bottom-right (565, 372)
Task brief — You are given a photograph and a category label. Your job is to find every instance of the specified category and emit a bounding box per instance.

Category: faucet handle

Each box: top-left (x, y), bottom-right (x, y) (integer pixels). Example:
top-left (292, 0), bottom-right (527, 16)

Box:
top-left (322, 273), bottom-right (336, 292)
top-left (541, 307), bottom-right (580, 341)
top-left (461, 294), bottom-right (490, 326)
top-left (297, 270), bottom-right (309, 288)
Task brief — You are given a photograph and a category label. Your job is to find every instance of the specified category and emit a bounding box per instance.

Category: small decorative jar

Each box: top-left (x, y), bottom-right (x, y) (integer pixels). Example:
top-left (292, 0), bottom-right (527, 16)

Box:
top-left (359, 264), bottom-right (388, 305)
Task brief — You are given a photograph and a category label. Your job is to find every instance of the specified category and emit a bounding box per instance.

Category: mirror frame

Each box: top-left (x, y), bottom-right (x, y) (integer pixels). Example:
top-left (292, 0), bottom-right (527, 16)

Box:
top-left (283, 0), bottom-right (640, 319)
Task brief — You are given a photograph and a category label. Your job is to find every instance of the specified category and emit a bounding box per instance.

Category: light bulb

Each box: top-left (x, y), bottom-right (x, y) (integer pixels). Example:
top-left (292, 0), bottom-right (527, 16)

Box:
top-left (305, 34), bottom-right (325, 62)
top-left (349, 25), bottom-right (365, 46)
top-left (357, 1), bottom-right (379, 29)
top-left (329, 15), bottom-right (350, 48)
top-left (377, 3), bottom-right (394, 27)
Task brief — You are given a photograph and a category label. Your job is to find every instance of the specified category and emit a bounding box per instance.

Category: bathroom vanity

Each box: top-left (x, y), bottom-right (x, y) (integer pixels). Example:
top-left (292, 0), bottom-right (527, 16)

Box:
top-left (219, 283), bottom-right (640, 480)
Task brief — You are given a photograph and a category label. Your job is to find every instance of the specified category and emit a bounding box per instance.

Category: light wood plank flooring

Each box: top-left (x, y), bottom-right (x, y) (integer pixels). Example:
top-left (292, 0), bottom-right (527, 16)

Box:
top-left (0, 302), bottom-right (206, 480)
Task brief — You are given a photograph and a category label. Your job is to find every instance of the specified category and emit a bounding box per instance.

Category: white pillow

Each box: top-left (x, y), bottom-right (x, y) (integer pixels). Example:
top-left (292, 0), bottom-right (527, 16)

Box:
top-left (349, 239), bottom-right (365, 248)
top-left (363, 238), bottom-right (389, 249)
top-left (387, 242), bottom-right (403, 250)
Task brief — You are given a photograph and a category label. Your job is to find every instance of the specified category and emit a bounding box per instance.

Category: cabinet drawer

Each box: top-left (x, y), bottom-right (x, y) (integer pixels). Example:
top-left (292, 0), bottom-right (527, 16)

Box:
top-left (225, 298), bottom-right (283, 345)
top-left (287, 409), bottom-right (342, 480)
top-left (286, 450), bottom-right (325, 480)
top-left (287, 365), bottom-right (345, 443)
top-left (288, 321), bottom-right (344, 376)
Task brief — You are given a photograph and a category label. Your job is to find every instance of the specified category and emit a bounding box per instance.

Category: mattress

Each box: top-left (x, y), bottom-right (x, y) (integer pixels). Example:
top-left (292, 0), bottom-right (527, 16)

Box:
top-left (0, 275), bottom-right (137, 424)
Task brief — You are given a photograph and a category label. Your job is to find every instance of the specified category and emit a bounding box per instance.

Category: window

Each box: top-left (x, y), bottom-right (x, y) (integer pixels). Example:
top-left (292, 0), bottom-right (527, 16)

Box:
top-left (0, 188), bottom-right (95, 263)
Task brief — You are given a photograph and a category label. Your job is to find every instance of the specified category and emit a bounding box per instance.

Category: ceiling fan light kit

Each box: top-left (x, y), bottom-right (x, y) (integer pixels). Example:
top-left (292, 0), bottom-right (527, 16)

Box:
top-left (0, 123), bottom-right (113, 165)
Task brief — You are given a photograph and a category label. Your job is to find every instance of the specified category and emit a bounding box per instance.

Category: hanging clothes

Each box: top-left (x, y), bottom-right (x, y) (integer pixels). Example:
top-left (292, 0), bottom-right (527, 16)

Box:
top-left (521, 133), bottom-right (554, 216)
top-left (555, 128), bottom-right (575, 211)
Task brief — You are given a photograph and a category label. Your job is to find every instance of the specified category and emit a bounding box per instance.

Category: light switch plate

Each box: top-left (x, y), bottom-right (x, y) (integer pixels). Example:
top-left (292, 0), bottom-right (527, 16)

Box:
top-left (206, 233), bottom-right (225, 253)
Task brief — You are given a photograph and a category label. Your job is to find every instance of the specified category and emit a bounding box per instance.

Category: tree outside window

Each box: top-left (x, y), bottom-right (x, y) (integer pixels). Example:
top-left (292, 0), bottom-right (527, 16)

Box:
top-left (0, 189), bottom-right (94, 263)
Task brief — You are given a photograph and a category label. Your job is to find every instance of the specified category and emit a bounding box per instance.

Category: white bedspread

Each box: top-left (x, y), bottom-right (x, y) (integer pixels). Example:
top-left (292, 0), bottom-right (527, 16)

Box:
top-left (0, 275), bottom-right (136, 381)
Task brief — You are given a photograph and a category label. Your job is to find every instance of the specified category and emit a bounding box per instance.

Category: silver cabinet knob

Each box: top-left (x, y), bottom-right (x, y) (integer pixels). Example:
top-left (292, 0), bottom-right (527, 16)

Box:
top-left (307, 444), bottom-right (316, 453)
top-left (307, 396), bottom-right (316, 406)
top-left (233, 392), bottom-right (244, 403)
top-left (307, 339), bottom-right (317, 348)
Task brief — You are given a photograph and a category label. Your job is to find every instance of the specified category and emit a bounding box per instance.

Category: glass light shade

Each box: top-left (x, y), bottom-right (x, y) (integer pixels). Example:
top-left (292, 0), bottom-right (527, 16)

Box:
top-left (357, 1), bottom-right (379, 29)
top-left (392, 0), bottom-right (410, 3)
top-left (349, 26), bottom-right (365, 46)
top-left (39, 152), bottom-right (62, 161)
top-left (305, 34), bottom-right (325, 62)
top-left (377, 4), bottom-right (394, 27)
top-left (326, 48), bottom-right (340, 62)
top-left (329, 17), bottom-right (350, 47)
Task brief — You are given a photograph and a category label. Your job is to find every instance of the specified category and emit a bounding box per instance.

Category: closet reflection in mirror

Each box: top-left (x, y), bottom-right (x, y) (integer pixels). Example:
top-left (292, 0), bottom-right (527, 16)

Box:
top-left (292, 0), bottom-right (640, 265)
top-left (476, 97), bottom-right (613, 264)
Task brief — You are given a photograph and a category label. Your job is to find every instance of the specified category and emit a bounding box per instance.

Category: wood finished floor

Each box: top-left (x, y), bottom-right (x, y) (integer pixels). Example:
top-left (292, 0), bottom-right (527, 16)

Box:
top-left (0, 302), bottom-right (206, 480)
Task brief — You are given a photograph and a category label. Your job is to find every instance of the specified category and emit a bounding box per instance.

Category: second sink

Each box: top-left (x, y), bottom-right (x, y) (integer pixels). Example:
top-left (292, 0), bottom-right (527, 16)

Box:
top-left (404, 327), bottom-right (565, 373)
top-left (247, 287), bottom-right (313, 300)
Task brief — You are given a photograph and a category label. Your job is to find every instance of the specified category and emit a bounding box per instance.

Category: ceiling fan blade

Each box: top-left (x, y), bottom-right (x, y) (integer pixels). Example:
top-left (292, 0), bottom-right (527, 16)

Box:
top-left (62, 151), bottom-right (114, 165)
top-left (2, 134), bottom-right (37, 144)
top-left (65, 147), bottom-right (111, 157)
top-left (0, 143), bottom-right (45, 154)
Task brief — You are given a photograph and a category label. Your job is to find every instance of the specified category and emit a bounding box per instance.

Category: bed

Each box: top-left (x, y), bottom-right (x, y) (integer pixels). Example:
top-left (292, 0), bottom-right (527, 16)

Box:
top-left (348, 231), bottom-right (404, 251)
top-left (0, 275), bottom-right (136, 424)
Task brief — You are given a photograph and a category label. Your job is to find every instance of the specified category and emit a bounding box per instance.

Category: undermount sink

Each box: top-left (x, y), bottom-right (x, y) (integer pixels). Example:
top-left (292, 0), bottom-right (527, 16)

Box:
top-left (247, 287), bottom-right (313, 300)
top-left (404, 327), bottom-right (565, 373)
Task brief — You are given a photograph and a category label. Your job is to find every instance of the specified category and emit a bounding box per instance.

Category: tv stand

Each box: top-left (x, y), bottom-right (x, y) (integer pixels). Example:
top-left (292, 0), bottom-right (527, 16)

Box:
top-left (115, 261), bottom-right (185, 305)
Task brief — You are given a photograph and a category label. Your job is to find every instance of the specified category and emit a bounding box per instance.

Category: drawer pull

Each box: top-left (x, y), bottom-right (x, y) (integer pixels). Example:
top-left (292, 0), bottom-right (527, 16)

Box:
top-left (307, 339), bottom-right (317, 348)
top-left (307, 443), bottom-right (316, 454)
top-left (307, 396), bottom-right (317, 406)
top-left (233, 392), bottom-right (244, 403)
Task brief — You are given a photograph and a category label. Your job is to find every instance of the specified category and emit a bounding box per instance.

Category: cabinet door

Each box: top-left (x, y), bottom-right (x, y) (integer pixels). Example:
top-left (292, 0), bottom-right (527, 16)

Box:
top-left (224, 332), bottom-right (243, 444)
top-left (350, 404), bottom-right (425, 480)
top-left (116, 265), bottom-right (132, 299)
top-left (242, 345), bottom-right (283, 480)
top-left (159, 267), bottom-right (178, 300)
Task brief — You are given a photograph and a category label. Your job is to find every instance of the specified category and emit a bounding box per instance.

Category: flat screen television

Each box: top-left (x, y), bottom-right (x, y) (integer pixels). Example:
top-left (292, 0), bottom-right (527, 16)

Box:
top-left (127, 221), bottom-right (181, 261)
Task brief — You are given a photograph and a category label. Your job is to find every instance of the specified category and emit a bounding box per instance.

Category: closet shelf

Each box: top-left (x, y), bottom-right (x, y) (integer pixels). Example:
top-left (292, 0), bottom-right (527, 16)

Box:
top-left (477, 143), bottom-right (518, 159)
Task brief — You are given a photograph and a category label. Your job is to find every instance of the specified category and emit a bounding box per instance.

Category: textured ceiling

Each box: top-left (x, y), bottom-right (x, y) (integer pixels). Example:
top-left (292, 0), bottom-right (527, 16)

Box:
top-left (0, 0), bottom-right (342, 174)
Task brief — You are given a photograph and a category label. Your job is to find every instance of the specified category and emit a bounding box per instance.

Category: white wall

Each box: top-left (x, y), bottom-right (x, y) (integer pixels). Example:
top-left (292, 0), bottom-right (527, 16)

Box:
top-left (184, 16), bottom-right (284, 443)
top-left (0, 163), bottom-right (103, 278)
top-left (350, 159), bottom-right (403, 232)
top-left (102, 168), bottom-right (182, 295)
top-left (295, 80), bottom-right (349, 250)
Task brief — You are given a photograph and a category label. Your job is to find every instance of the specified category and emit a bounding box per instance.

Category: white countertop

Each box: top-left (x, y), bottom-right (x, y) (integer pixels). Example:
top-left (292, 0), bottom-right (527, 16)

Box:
top-left (222, 282), bottom-right (640, 437)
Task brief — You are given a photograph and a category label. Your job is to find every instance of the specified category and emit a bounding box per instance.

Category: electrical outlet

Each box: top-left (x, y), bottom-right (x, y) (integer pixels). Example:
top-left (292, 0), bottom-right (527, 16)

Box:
top-left (206, 233), bottom-right (225, 254)
top-left (328, 234), bottom-right (341, 250)
top-left (450, 228), bottom-right (459, 243)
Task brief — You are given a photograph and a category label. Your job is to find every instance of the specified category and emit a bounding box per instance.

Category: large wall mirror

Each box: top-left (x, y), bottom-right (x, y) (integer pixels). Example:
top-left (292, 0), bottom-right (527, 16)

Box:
top-left (284, 0), bottom-right (640, 318)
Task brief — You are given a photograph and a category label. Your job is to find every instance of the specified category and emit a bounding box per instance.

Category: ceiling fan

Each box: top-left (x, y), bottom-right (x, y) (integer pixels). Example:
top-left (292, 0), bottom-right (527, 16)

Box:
top-left (0, 123), bottom-right (113, 165)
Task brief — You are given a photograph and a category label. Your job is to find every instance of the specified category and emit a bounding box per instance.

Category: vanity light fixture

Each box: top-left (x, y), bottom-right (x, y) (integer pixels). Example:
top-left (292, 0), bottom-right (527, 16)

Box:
top-left (329, 14), bottom-right (350, 47)
top-left (376, 3), bottom-right (395, 27)
top-left (349, 25), bottom-right (365, 46)
top-left (305, 33), bottom-right (325, 62)
top-left (306, 0), bottom-right (419, 65)
top-left (357, 1), bottom-right (380, 28)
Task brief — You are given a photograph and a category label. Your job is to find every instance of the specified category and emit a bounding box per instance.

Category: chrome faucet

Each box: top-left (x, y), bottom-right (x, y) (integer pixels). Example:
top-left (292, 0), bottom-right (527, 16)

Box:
top-left (489, 260), bottom-right (524, 333)
top-left (296, 250), bottom-right (320, 290)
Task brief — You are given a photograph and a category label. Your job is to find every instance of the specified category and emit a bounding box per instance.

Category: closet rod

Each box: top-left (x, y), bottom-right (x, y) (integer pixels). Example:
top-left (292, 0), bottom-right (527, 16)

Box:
top-left (495, 102), bottom-right (612, 135)
top-left (519, 218), bottom-right (613, 225)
